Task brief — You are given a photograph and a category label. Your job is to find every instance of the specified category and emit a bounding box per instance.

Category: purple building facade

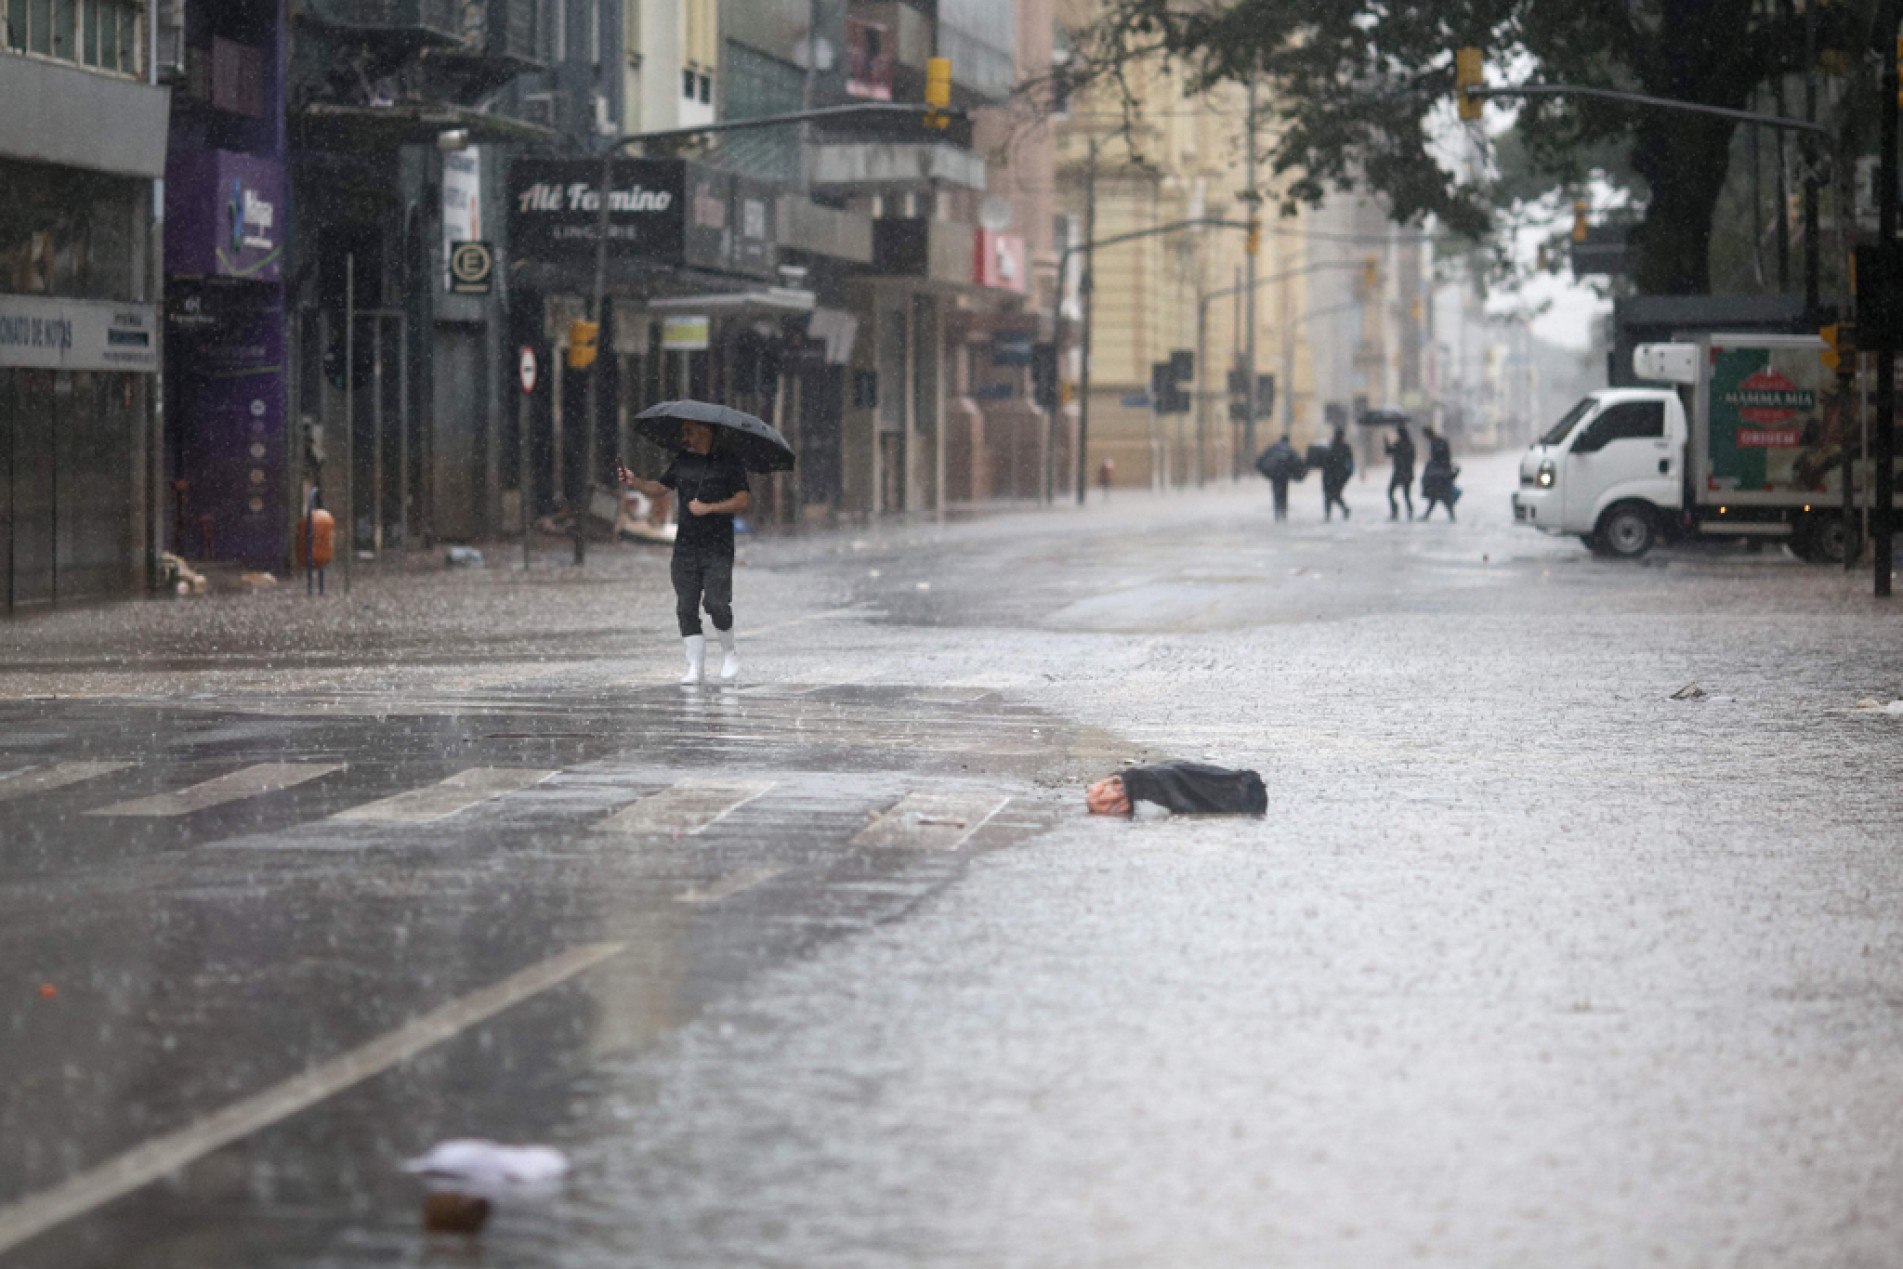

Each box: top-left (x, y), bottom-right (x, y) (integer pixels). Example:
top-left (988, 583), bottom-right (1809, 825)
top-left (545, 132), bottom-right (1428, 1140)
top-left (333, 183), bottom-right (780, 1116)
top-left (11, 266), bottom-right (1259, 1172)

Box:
top-left (163, 1), bottom-right (289, 569)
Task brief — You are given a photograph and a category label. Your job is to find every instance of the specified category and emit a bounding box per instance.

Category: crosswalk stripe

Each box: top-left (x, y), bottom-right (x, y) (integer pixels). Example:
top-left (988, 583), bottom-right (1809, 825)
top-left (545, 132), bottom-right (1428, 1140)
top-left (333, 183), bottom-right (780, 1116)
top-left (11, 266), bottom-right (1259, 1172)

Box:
top-left (330, 767), bottom-right (557, 824)
top-left (87, 763), bottom-right (344, 818)
top-left (851, 791), bottom-right (1011, 851)
top-left (675, 866), bottom-right (788, 905)
top-left (594, 779), bottom-right (773, 836)
top-left (0, 761), bottom-right (130, 804)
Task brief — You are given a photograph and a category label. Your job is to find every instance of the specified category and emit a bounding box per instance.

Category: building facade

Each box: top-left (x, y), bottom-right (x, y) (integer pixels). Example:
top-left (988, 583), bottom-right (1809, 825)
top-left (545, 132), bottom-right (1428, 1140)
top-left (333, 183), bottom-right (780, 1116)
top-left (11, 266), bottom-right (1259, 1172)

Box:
top-left (0, 0), bottom-right (168, 611)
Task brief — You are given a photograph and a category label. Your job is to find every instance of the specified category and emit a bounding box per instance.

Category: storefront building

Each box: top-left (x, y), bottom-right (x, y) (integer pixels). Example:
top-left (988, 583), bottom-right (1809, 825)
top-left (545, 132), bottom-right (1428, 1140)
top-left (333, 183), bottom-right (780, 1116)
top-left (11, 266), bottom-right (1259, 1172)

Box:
top-left (163, 0), bottom-right (288, 568)
top-left (0, 19), bottom-right (169, 611)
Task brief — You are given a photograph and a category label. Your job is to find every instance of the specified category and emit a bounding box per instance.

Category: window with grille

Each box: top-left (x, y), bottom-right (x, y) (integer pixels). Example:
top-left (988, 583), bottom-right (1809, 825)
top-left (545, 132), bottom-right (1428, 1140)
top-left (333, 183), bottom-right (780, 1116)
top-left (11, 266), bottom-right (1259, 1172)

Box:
top-left (718, 40), bottom-right (800, 184)
top-left (4, 0), bottom-right (143, 74)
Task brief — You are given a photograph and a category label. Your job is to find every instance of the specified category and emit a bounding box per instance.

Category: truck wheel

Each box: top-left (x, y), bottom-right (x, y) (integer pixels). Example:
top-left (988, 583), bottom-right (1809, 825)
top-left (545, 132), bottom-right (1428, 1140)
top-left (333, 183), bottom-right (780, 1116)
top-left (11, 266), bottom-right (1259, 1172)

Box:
top-left (1594, 503), bottom-right (1656, 559)
top-left (1799, 512), bottom-right (1860, 565)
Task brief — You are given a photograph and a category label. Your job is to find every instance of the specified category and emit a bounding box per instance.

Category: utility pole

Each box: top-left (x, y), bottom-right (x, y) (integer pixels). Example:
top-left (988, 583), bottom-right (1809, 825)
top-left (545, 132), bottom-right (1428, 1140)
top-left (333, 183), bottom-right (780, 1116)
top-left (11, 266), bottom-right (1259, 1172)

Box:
top-left (1803, 0), bottom-right (1820, 317)
top-left (1776, 0), bottom-right (1793, 293)
top-left (1073, 136), bottom-right (1099, 505)
top-left (1243, 76), bottom-right (1261, 465)
top-left (1195, 269), bottom-right (1209, 486)
top-left (1875, 2), bottom-right (1898, 598)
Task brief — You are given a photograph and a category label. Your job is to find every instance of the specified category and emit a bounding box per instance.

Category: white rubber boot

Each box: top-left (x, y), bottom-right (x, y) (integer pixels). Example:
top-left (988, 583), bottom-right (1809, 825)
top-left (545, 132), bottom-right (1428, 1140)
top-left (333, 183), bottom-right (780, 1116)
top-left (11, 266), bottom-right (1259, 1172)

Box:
top-left (679, 635), bottom-right (706, 685)
top-left (716, 627), bottom-right (740, 682)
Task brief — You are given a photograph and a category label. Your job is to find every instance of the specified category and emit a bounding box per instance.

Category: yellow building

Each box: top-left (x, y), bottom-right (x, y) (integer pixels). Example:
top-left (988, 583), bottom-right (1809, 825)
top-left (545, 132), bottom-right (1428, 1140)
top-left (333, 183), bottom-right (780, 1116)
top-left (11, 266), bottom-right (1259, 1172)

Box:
top-left (1054, 49), bottom-right (1321, 490)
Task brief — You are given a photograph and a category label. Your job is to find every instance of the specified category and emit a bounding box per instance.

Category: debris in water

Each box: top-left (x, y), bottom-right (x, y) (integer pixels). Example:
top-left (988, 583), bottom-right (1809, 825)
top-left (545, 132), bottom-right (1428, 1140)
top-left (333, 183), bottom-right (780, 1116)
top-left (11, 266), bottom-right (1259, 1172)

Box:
top-left (1853, 698), bottom-right (1903, 715)
top-left (238, 571), bottom-right (278, 589)
top-left (1669, 684), bottom-right (1708, 701)
top-left (446, 546), bottom-right (485, 568)
top-left (422, 1191), bottom-right (491, 1235)
top-left (37, 982), bottom-right (56, 999)
top-left (404, 1140), bottom-right (569, 1194)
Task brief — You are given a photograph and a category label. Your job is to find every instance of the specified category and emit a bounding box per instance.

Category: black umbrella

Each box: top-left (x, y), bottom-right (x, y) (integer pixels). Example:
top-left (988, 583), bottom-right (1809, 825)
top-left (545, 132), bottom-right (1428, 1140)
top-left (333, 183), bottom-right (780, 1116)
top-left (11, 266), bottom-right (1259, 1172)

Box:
top-left (1357, 407), bottom-right (1413, 428)
top-left (631, 399), bottom-right (796, 473)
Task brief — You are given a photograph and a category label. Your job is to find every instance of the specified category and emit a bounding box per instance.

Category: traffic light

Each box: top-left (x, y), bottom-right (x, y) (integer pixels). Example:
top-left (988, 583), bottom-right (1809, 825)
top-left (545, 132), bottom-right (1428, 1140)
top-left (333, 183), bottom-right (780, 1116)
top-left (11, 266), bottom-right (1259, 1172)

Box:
top-left (1360, 256), bottom-right (1379, 293)
top-left (1571, 199), bottom-right (1589, 243)
top-left (1820, 322), bottom-right (1857, 373)
top-left (1455, 46), bottom-right (1484, 122)
top-left (566, 317), bottom-right (600, 369)
top-left (1152, 351), bottom-right (1193, 414)
top-left (925, 57), bottom-right (952, 129)
top-left (1031, 341), bottom-right (1058, 410)
top-left (1245, 218), bottom-right (1261, 257)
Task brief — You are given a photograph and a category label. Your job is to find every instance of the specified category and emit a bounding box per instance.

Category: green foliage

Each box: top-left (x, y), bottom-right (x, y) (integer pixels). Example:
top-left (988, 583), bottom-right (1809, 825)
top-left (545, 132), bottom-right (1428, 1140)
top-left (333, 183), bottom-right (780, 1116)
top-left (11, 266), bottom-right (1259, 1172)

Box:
top-left (1066, 0), bottom-right (1872, 295)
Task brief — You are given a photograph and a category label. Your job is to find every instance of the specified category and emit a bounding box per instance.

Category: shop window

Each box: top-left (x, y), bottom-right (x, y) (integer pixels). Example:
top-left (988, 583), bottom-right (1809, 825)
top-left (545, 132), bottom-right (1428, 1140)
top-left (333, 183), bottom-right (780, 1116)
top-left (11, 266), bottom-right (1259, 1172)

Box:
top-left (0, 157), bottom-right (139, 300)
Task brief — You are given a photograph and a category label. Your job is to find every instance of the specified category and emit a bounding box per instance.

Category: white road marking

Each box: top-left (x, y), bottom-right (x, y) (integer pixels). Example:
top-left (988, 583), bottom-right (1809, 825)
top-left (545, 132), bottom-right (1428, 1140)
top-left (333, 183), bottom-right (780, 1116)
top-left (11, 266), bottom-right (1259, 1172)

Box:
top-left (675, 866), bottom-right (788, 905)
top-left (331, 767), bottom-right (557, 824)
top-left (86, 763), bottom-right (344, 818)
top-left (0, 941), bottom-right (625, 1258)
top-left (594, 779), bottom-right (774, 835)
top-left (850, 791), bottom-right (1012, 851)
top-left (0, 761), bottom-right (130, 803)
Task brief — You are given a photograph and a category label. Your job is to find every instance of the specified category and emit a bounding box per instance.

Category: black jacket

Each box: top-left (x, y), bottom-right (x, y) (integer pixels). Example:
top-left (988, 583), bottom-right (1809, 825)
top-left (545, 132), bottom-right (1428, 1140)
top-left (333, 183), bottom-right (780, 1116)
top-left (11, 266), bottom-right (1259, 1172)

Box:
top-left (1384, 432), bottom-right (1415, 478)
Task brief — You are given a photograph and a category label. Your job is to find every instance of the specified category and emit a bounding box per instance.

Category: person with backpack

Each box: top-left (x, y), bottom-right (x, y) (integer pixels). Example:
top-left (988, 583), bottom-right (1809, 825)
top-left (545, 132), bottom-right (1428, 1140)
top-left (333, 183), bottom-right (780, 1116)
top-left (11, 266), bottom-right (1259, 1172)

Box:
top-left (1254, 435), bottom-right (1302, 522)
top-left (1384, 424), bottom-right (1416, 521)
top-left (1320, 426), bottom-right (1354, 521)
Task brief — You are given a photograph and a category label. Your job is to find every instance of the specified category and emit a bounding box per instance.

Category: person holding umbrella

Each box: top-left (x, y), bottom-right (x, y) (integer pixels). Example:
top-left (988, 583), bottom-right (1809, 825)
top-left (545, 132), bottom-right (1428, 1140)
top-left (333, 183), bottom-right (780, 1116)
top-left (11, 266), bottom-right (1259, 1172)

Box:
top-left (617, 400), bottom-right (795, 685)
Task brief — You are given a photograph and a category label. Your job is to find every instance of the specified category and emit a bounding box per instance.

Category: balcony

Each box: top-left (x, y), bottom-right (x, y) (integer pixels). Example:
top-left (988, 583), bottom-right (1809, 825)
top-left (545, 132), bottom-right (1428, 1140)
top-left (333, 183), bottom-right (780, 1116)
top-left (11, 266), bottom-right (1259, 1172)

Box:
top-left (307, 0), bottom-right (461, 43)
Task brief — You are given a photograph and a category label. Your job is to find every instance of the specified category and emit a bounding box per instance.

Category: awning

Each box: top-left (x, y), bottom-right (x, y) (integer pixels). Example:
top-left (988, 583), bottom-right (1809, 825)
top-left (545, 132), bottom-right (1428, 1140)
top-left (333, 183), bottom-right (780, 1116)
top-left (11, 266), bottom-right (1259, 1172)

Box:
top-left (644, 287), bottom-right (816, 316)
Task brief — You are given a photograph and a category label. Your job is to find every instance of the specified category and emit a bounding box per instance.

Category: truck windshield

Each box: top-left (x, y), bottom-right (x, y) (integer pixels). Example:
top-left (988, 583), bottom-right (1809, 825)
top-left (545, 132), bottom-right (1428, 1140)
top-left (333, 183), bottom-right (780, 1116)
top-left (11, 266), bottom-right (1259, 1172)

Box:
top-left (1539, 398), bottom-right (1595, 447)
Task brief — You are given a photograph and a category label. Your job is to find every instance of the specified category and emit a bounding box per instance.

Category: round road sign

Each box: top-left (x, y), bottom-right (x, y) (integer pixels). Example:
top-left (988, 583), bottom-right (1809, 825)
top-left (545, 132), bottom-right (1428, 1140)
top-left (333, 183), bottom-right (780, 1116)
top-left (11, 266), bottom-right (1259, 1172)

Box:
top-left (519, 345), bottom-right (538, 394)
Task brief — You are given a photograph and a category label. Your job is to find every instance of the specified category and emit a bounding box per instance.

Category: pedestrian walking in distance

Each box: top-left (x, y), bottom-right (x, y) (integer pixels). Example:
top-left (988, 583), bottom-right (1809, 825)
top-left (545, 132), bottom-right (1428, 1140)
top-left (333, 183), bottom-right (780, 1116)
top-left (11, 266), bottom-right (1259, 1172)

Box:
top-left (1254, 435), bottom-right (1301, 522)
top-left (618, 421), bottom-right (752, 684)
top-left (1098, 457), bottom-right (1115, 501)
top-left (1419, 424), bottom-right (1460, 522)
top-left (1321, 426), bottom-right (1355, 521)
top-left (1384, 424), bottom-right (1415, 521)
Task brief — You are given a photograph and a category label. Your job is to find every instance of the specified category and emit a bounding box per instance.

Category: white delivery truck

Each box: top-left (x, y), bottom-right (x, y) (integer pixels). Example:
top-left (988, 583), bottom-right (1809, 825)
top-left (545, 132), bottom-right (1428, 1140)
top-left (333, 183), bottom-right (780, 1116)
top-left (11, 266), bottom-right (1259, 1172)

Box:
top-left (1511, 333), bottom-right (1869, 561)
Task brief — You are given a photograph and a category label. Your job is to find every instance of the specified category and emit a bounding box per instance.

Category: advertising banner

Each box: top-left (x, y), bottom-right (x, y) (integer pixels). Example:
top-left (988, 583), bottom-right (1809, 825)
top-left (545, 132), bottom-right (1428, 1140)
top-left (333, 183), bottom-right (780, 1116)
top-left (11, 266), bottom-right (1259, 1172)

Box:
top-left (511, 157), bottom-right (688, 265)
top-left (165, 150), bottom-right (284, 283)
top-left (1706, 344), bottom-right (1836, 494)
top-left (510, 157), bottom-right (777, 280)
top-left (442, 147), bottom-right (483, 291)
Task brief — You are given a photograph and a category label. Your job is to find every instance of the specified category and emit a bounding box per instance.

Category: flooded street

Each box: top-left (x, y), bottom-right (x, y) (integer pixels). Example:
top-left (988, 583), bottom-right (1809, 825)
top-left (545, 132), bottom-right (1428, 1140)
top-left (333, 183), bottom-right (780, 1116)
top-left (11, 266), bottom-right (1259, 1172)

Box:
top-left (3, 455), bottom-right (1901, 1266)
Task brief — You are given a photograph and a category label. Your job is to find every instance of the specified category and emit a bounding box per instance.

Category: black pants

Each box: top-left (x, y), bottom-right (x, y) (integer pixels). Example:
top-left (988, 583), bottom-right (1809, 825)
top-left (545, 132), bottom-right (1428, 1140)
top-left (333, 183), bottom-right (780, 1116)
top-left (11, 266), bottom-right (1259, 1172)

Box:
top-left (1270, 478), bottom-right (1289, 521)
top-left (1389, 474), bottom-right (1413, 519)
top-left (672, 541), bottom-right (734, 637)
top-left (1323, 482), bottom-right (1349, 520)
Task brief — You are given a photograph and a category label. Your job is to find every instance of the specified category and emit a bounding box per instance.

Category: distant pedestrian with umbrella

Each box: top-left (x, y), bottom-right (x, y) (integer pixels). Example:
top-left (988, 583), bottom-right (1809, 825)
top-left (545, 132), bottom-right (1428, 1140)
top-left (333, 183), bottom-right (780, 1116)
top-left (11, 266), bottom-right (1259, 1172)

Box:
top-left (1384, 423), bottom-right (1416, 521)
top-left (618, 400), bottom-right (795, 685)
top-left (1254, 435), bottom-right (1302, 522)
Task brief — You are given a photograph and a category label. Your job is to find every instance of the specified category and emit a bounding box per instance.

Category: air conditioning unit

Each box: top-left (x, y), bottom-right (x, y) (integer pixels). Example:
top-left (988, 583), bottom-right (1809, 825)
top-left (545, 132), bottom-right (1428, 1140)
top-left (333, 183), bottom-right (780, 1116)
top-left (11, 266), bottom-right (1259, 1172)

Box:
top-left (519, 91), bottom-right (562, 129)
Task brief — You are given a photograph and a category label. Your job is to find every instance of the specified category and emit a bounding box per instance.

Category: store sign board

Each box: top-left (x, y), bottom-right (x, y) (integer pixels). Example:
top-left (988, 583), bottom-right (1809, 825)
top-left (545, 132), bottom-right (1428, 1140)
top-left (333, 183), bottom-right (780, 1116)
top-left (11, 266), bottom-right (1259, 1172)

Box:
top-left (975, 229), bottom-right (1026, 293)
top-left (165, 150), bottom-right (284, 283)
top-left (0, 295), bottom-right (159, 372)
top-left (510, 157), bottom-right (777, 279)
top-left (661, 316), bottom-right (711, 351)
top-left (442, 147), bottom-right (483, 290)
top-left (511, 157), bottom-right (688, 264)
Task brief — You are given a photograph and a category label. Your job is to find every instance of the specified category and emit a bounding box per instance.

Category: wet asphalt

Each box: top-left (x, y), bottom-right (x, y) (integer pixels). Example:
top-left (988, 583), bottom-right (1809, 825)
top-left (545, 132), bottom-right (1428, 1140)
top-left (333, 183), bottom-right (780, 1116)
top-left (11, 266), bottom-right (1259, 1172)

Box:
top-left (1, 454), bottom-right (1901, 1267)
